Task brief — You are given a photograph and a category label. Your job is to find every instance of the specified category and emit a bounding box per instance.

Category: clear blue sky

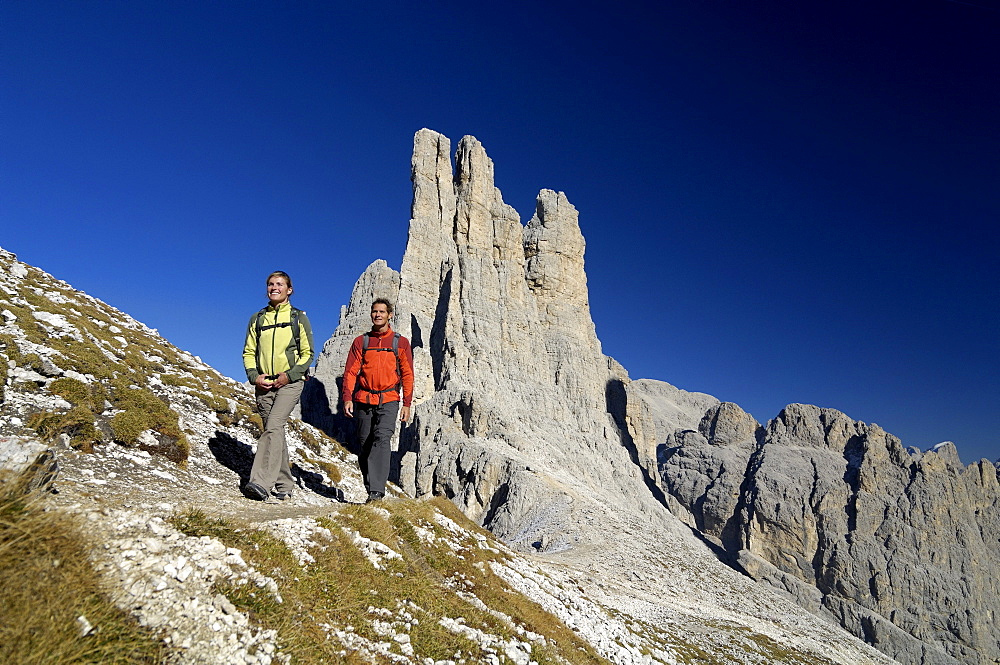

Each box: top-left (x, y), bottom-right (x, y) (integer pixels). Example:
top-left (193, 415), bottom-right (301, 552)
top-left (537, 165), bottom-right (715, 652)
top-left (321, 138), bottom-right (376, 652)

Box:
top-left (3, 1), bottom-right (997, 463)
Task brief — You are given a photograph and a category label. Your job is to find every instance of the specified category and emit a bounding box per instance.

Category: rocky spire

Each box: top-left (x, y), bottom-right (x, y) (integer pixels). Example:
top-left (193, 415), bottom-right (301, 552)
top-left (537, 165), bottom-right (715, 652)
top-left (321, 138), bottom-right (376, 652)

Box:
top-left (307, 129), bottom-right (653, 548)
top-left (524, 189), bottom-right (592, 331)
top-left (303, 129), bottom-right (1000, 665)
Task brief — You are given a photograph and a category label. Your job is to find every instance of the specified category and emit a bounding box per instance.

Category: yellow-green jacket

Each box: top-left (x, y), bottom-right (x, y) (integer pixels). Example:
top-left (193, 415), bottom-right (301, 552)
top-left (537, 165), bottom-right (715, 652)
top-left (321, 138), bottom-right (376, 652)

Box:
top-left (242, 302), bottom-right (315, 383)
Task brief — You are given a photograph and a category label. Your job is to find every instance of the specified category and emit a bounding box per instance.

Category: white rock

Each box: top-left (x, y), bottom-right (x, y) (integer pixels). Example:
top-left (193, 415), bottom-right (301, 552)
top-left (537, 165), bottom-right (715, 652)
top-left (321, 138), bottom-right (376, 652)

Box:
top-left (31, 310), bottom-right (74, 330)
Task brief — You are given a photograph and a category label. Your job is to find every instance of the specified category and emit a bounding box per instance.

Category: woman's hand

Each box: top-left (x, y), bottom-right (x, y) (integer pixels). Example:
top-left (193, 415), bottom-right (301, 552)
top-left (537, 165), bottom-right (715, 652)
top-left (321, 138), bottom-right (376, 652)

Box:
top-left (272, 372), bottom-right (290, 389)
top-left (255, 374), bottom-right (274, 389)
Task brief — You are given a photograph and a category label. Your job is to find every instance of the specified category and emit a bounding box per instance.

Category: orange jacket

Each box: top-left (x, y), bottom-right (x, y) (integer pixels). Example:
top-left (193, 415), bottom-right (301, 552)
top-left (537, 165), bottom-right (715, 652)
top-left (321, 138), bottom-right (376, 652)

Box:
top-left (342, 328), bottom-right (414, 407)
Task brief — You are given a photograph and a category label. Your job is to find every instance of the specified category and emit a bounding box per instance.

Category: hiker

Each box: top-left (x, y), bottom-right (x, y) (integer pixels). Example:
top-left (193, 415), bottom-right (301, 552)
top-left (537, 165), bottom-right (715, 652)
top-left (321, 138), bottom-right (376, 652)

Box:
top-left (342, 298), bottom-right (414, 503)
top-left (241, 270), bottom-right (314, 502)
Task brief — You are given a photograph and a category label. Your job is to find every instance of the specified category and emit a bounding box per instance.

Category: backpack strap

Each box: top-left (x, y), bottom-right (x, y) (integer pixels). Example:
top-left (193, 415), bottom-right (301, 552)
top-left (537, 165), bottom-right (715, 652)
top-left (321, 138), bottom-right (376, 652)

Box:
top-left (255, 307), bottom-right (301, 346)
top-left (254, 306), bottom-right (301, 374)
top-left (290, 307), bottom-right (300, 348)
top-left (358, 332), bottom-right (403, 405)
top-left (392, 332), bottom-right (401, 384)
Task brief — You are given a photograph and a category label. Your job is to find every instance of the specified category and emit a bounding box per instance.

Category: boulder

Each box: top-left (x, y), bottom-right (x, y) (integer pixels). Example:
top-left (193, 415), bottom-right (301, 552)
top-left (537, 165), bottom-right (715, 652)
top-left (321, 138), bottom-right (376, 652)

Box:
top-left (304, 129), bottom-right (657, 549)
top-left (0, 435), bottom-right (59, 495)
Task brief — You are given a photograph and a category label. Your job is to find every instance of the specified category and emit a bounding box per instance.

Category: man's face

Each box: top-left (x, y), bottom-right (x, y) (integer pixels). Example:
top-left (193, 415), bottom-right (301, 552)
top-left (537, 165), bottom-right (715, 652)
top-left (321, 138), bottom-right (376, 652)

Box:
top-left (371, 303), bottom-right (390, 328)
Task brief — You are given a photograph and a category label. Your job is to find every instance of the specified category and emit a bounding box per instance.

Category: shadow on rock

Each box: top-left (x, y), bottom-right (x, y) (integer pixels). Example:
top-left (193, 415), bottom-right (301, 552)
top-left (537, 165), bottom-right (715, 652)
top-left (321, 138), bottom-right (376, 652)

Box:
top-left (208, 430), bottom-right (344, 501)
top-left (291, 463), bottom-right (344, 502)
top-left (208, 431), bottom-right (255, 482)
top-left (301, 376), bottom-right (356, 446)
top-left (605, 378), bottom-right (668, 505)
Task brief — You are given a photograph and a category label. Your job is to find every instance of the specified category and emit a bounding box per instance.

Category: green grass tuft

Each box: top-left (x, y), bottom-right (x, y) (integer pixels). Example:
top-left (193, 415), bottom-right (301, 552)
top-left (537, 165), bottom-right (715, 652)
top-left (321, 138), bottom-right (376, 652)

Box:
top-left (27, 406), bottom-right (102, 452)
top-left (166, 502), bottom-right (611, 665)
top-left (109, 386), bottom-right (188, 463)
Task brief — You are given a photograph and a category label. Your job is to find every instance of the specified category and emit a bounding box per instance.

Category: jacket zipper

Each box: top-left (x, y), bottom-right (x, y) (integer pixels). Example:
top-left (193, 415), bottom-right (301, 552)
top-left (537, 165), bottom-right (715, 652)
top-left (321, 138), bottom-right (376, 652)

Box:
top-left (269, 306), bottom-right (277, 377)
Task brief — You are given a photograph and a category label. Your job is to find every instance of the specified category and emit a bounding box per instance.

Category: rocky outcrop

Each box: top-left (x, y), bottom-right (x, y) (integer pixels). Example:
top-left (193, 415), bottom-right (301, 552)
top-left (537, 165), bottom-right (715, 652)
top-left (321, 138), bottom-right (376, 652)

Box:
top-left (655, 401), bottom-right (1000, 665)
top-left (306, 129), bottom-right (657, 549)
top-left (654, 402), bottom-right (761, 544)
top-left (1, 244), bottom-right (899, 663)
top-left (0, 435), bottom-right (58, 495)
top-left (302, 129), bottom-right (998, 665)
top-left (621, 378), bottom-right (722, 501)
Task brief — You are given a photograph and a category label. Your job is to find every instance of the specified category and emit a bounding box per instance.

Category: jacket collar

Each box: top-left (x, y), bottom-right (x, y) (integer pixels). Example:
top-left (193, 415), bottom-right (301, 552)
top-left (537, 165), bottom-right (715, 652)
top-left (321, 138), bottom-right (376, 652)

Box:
top-left (266, 301), bottom-right (292, 312)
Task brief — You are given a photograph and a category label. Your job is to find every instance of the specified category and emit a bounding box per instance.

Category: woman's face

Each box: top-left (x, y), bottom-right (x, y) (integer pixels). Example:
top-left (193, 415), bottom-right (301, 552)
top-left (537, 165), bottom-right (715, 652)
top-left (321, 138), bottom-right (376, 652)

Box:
top-left (266, 276), bottom-right (292, 306)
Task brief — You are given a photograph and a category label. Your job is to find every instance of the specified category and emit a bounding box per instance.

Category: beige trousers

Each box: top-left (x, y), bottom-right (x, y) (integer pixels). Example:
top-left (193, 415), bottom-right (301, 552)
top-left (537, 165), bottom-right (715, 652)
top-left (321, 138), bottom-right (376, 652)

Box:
top-left (250, 380), bottom-right (302, 494)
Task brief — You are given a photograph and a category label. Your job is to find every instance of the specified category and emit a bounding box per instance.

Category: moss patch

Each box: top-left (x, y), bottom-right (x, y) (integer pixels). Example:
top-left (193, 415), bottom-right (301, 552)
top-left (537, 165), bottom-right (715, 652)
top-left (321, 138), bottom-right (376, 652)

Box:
top-left (27, 406), bottom-right (102, 452)
top-left (109, 387), bottom-right (188, 463)
top-left (48, 377), bottom-right (107, 412)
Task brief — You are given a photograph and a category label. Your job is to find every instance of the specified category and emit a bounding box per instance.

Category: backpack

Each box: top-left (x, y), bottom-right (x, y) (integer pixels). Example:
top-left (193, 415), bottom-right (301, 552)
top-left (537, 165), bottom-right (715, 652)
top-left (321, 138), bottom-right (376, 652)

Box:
top-left (253, 306), bottom-right (309, 379)
top-left (357, 332), bottom-right (401, 404)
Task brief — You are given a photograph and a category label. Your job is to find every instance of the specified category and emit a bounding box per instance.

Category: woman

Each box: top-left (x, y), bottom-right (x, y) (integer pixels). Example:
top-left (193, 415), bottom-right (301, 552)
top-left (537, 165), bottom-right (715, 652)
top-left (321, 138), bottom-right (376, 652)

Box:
top-left (241, 270), bottom-right (314, 501)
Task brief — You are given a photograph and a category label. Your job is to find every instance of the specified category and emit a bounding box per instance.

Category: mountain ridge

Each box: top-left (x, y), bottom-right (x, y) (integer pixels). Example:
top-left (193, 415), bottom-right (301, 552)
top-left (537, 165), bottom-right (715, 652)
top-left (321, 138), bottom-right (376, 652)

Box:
top-left (304, 129), bottom-right (997, 665)
top-left (3, 128), bottom-right (995, 664)
top-left (1, 244), bottom-right (893, 663)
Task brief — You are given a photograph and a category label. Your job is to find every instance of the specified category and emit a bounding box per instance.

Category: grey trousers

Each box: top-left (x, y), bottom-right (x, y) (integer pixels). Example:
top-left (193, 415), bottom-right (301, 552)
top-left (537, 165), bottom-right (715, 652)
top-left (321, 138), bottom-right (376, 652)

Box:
top-left (355, 401), bottom-right (399, 495)
top-left (250, 380), bottom-right (302, 494)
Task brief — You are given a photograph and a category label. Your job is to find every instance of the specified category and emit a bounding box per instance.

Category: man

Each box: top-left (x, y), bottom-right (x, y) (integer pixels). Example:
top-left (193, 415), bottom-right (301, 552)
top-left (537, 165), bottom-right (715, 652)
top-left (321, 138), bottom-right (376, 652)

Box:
top-left (342, 298), bottom-right (414, 503)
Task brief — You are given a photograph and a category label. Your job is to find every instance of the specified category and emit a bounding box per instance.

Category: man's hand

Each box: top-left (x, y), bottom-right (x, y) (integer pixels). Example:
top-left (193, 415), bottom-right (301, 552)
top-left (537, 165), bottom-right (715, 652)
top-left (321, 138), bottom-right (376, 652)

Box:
top-left (344, 400), bottom-right (354, 418)
top-left (254, 375), bottom-right (274, 389)
top-left (272, 372), bottom-right (290, 389)
top-left (400, 405), bottom-right (410, 423)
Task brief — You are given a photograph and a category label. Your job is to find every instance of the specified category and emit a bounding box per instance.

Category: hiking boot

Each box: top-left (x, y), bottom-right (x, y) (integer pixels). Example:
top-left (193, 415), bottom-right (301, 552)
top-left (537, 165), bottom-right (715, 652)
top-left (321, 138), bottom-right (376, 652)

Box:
top-left (272, 491), bottom-right (292, 501)
top-left (244, 482), bottom-right (268, 501)
top-left (365, 491), bottom-right (385, 504)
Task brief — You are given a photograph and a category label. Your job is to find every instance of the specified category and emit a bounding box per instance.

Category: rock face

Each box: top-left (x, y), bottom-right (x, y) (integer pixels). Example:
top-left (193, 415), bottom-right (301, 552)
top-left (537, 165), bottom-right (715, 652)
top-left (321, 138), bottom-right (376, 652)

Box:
top-left (654, 401), bottom-right (1000, 665)
top-left (0, 435), bottom-right (59, 494)
top-left (620, 378), bottom-right (721, 500)
top-left (307, 129), bottom-right (658, 549)
top-left (2, 244), bottom-right (900, 664)
top-left (303, 129), bottom-right (998, 665)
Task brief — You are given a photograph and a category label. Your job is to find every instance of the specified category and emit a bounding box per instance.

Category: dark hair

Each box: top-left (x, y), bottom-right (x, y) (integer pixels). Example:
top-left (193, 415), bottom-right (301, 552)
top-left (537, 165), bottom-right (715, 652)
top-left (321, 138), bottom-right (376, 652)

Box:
top-left (266, 271), bottom-right (293, 291)
top-left (372, 297), bottom-right (394, 315)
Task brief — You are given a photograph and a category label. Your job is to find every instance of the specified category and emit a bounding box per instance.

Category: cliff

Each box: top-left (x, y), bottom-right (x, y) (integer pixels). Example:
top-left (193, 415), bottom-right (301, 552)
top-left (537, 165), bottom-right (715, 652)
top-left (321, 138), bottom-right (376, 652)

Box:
top-left (647, 401), bottom-right (1000, 665)
top-left (306, 129), bottom-right (998, 665)
top-left (303, 129), bottom-right (905, 664)
top-left (1, 241), bottom-right (891, 663)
